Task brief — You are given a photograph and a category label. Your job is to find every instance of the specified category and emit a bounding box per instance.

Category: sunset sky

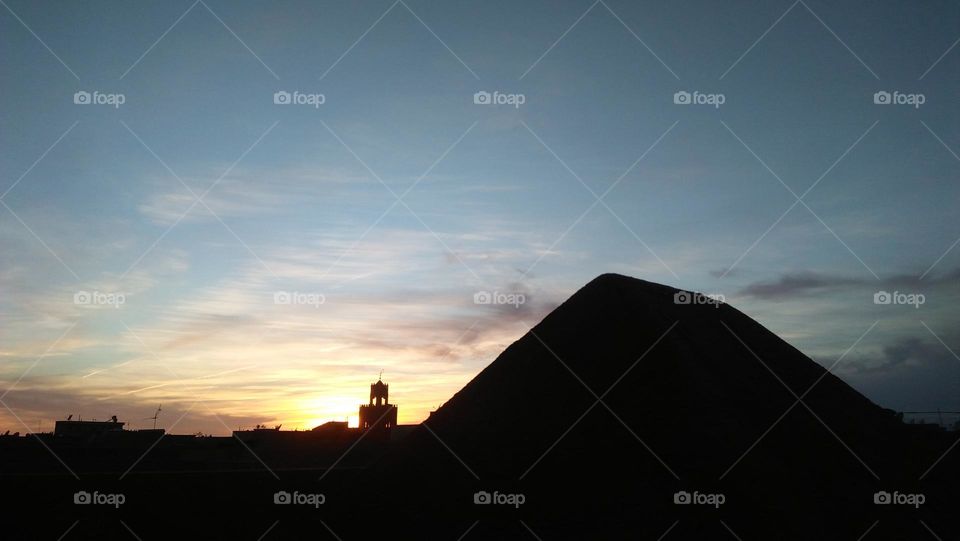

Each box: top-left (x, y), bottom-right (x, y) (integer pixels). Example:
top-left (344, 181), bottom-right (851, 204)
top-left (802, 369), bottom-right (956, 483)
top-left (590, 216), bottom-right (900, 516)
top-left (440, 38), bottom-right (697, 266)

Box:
top-left (2, 0), bottom-right (958, 434)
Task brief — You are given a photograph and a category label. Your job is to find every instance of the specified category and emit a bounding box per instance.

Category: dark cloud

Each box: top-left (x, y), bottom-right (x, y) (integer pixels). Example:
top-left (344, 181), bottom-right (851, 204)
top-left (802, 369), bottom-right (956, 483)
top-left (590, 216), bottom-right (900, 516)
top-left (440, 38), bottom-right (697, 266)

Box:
top-left (836, 335), bottom-right (960, 413)
top-left (709, 268), bottom-right (738, 278)
top-left (839, 336), bottom-right (949, 375)
top-left (737, 266), bottom-right (960, 299)
top-left (738, 271), bottom-right (864, 299)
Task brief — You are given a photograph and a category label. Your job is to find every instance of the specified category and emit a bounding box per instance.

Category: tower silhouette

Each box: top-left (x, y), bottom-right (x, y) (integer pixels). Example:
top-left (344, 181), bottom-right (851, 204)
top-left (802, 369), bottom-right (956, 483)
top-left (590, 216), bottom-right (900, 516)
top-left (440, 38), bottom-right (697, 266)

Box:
top-left (359, 377), bottom-right (397, 430)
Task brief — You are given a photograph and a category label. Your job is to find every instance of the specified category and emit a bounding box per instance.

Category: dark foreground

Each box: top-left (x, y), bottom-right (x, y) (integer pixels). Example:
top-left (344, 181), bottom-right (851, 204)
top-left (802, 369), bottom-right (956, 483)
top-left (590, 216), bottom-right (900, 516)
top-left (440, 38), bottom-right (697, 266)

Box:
top-left (5, 274), bottom-right (958, 539)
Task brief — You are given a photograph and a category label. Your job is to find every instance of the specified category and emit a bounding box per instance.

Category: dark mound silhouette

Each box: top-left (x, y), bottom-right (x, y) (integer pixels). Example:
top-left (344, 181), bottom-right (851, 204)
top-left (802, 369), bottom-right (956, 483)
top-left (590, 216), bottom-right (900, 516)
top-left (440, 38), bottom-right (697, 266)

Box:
top-left (4, 274), bottom-right (955, 540)
top-left (352, 274), bottom-right (955, 540)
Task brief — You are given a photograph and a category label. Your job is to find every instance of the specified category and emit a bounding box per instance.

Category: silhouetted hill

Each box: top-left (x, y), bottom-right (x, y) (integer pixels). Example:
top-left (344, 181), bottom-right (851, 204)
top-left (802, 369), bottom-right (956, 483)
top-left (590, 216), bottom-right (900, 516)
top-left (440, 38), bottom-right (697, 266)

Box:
top-left (3, 274), bottom-right (955, 540)
top-left (358, 273), bottom-right (956, 540)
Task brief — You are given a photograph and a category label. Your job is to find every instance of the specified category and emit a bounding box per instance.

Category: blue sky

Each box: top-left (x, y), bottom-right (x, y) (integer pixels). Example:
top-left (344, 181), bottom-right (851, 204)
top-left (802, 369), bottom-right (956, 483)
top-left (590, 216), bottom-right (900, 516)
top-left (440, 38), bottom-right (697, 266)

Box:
top-left (1, 0), bottom-right (958, 434)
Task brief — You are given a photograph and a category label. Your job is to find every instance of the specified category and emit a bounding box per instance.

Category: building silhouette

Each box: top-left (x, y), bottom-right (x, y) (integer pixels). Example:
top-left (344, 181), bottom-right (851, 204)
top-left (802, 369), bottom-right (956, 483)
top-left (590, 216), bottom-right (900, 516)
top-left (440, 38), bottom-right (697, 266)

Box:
top-left (54, 415), bottom-right (124, 439)
top-left (359, 377), bottom-right (397, 430)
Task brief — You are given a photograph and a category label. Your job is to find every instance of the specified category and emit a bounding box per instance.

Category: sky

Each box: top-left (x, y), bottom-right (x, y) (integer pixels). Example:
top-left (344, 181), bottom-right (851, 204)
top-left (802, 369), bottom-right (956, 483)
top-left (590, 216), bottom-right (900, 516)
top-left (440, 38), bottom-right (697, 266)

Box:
top-left (1, 0), bottom-right (958, 435)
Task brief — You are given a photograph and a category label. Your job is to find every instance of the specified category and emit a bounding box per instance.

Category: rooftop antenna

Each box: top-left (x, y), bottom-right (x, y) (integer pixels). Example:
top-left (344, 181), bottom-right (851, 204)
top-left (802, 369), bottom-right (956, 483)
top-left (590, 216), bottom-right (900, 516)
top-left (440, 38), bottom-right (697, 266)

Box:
top-left (144, 404), bottom-right (162, 430)
top-left (379, 369), bottom-right (383, 381)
